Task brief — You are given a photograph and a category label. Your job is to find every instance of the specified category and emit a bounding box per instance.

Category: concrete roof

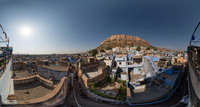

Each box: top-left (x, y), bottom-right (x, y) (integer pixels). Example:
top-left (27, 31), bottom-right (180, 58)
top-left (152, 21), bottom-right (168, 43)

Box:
top-left (40, 65), bottom-right (68, 72)
top-left (84, 70), bottom-right (99, 79)
top-left (159, 72), bottom-right (179, 82)
top-left (14, 81), bottom-right (53, 101)
top-left (128, 84), bottom-right (169, 103)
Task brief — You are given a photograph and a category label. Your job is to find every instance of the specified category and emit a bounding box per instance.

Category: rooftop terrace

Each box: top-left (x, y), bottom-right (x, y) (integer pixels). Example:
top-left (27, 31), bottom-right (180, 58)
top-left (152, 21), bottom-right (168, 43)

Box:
top-left (13, 70), bottom-right (30, 79)
top-left (159, 72), bottom-right (179, 82)
top-left (127, 83), bottom-right (170, 103)
top-left (40, 65), bottom-right (68, 72)
top-left (84, 68), bottom-right (99, 79)
top-left (14, 81), bottom-right (53, 101)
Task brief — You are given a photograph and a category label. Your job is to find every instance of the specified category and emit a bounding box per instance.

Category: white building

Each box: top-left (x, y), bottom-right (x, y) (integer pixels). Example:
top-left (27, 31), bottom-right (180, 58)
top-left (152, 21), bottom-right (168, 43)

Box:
top-left (112, 47), bottom-right (120, 52)
top-left (104, 59), bottom-right (112, 67)
top-left (114, 55), bottom-right (144, 72)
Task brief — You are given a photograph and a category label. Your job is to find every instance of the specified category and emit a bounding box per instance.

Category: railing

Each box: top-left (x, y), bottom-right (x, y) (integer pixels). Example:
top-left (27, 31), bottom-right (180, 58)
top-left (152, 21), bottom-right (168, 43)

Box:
top-left (188, 47), bottom-right (200, 77)
top-left (0, 48), bottom-right (12, 78)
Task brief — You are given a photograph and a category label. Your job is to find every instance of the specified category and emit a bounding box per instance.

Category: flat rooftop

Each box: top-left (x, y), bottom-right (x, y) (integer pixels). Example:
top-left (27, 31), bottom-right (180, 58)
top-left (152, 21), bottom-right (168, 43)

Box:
top-left (40, 65), bottom-right (68, 72)
top-left (13, 71), bottom-right (31, 79)
top-left (14, 81), bottom-right (53, 101)
top-left (84, 71), bottom-right (99, 79)
top-left (129, 72), bottom-right (143, 83)
top-left (127, 84), bottom-right (169, 103)
top-left (159, 72), bottom-right (179, 82)
top-left (84, 68), bottom-right (99, 79)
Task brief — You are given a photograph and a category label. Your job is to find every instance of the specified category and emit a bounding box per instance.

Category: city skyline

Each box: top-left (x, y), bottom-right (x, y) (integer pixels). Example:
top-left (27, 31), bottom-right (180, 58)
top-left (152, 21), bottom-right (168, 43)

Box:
top-left (1, 0), bottom-right (200, 54)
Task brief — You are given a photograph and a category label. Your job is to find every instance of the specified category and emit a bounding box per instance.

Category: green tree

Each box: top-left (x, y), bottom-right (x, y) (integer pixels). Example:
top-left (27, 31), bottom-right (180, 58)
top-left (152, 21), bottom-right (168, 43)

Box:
top-left (151, 46), bottom-right (157, 51)
top-left (119, 85), bottom-right (126, 94)
top-left (106, 46), bottom-right (112, 50)
top-left (90, 49), bottom-right (97, 56)
top-left (136, 46), bottom-right (141, 51)
top-left (100, 49), bottom-right (105, 52)
top-left (146, 47), bottom-right (150, 50)
top-left (91, 84), bottom-right (95, 90)
top-left (13, 68), bottom-right (17, 71)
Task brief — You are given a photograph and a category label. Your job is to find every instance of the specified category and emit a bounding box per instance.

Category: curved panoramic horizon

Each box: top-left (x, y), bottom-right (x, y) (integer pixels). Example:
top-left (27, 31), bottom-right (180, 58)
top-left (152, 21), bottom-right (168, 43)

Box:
top-left (0, 0), bottom-right (200, 54)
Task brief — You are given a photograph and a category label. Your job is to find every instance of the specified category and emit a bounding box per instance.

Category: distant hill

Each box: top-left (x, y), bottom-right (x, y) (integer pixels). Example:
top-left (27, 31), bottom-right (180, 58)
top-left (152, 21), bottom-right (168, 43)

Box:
top-left (96, 34), bottom-right (151, 51)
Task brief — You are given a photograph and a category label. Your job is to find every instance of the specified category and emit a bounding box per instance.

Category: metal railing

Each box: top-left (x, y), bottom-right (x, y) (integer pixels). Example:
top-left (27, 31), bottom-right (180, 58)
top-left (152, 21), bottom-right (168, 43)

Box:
top-left (188, 47), bottom-right (200, 77)
top-left (0, 24), bottom-right (12, 78)
top-left (0, 48), bottom-right (12, 78)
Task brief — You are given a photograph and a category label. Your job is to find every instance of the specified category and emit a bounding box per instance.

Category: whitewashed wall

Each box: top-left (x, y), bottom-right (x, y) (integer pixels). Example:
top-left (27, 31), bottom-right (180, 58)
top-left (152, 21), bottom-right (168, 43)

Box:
top-left (0, 59), bottom-right (12, 103)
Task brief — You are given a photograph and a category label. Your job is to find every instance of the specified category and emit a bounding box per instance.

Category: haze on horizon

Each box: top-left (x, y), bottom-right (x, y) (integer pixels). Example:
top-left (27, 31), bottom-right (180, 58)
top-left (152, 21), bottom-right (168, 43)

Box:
top-left (0, 0), bottom-right (200, 54)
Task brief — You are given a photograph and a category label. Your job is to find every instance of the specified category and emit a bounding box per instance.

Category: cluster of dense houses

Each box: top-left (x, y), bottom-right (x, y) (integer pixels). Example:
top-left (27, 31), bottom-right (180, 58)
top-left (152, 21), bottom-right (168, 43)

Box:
top-left (5, 46), bottom-right (187, 105)
top-left (80, 46), bottom-right (187, 103)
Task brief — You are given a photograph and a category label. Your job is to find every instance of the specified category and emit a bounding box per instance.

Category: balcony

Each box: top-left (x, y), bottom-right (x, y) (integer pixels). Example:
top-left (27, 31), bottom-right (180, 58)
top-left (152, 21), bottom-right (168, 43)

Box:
top-left (0, 47), bottom-right (12, 78)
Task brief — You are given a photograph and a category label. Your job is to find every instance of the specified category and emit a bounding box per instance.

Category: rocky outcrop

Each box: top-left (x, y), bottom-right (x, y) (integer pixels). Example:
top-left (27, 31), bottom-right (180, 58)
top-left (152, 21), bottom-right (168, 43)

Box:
top-left (97, 34), bottom-right (151, 51)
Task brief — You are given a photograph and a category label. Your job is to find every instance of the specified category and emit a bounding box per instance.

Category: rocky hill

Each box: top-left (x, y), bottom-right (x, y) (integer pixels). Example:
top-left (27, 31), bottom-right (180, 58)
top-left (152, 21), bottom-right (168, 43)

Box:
top-left (97, 34), bottom-right (151, 51)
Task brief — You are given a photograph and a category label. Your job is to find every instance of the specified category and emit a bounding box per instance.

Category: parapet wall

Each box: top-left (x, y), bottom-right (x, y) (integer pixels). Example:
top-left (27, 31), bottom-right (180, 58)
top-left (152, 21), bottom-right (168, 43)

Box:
top-left (81, 62), bottom-right (99, 72)
top-left (38, 66), bottom-right (68, 81)
top-left (12, 77), bottom-right (69, 106)
top-left (0, 59), bottom-right (12, 103)
top-left (12, 62), bottom-right (26, 70)
top-left (13, 75), bottom-right (53, 87)
top-left (58, 61), bottom-right (70, 66)
top-left (14, 75), bottom-right (36, 84)
top-left (79, 66), bottom-right (108, 88)
top-left (87, 66), bottom-right (108, 84)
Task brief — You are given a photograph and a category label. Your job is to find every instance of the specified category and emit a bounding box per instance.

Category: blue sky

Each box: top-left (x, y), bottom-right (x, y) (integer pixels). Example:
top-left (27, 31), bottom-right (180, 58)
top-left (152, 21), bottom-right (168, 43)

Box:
top-left (0, 0), bottom-right (200, 54)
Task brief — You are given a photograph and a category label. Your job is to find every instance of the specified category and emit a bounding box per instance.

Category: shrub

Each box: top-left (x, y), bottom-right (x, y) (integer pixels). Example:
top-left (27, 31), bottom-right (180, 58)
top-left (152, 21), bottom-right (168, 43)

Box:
top-left (122, 80), bottom-right (126, 86)
top-left (95, 77), bottom-right (111, 87)
top-left (111, 77), bottom-right (115, 83)
top-left (90, 85), bottom-right (114, 99)
top-left (100, 49), bottom-right (105, 52)
top-left (0, 62), bottom-right (4, 66)
top-left (136, 46), bottom-right (141, 51)
top-left (13, 68), bottom-right (17, 71)
top-left (106, 46), bottom-right (112, 50)
top-left (89, 49), bottom-right (97, 56)
top-left (116, 82), bottom-right (127, 101)
top-left (151, 46), bottom-right (157, 51)
top-left (91, 84), bottom-right (95, 90)
top-left (119, 85), bottom-right (126, 93)
top-left (146, 47), bottom-right (150, 50)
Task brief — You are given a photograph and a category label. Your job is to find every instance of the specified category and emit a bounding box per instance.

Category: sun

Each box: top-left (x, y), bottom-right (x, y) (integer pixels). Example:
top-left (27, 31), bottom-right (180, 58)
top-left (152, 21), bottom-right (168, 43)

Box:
top-left (20, 26), bottom-right (32, 36)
